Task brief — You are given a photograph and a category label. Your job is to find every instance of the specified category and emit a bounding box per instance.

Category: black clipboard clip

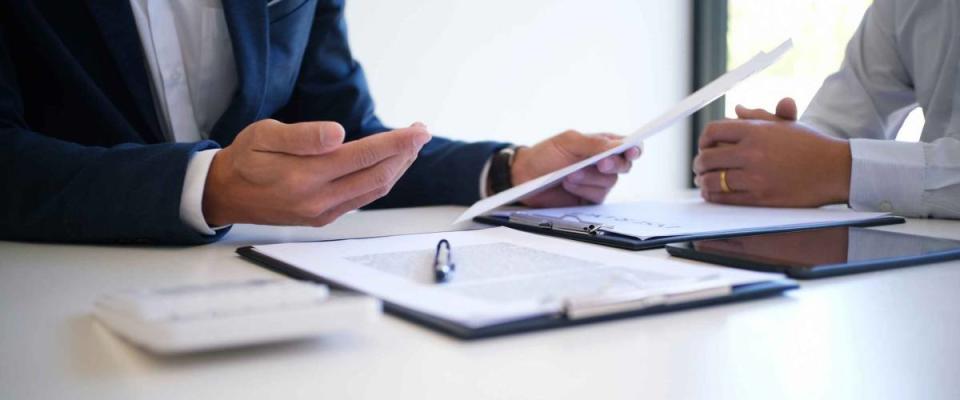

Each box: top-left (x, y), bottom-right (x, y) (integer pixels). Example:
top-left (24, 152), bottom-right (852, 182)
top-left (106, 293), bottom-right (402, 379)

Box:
top-left (508, 213), bottom-right (612, 236)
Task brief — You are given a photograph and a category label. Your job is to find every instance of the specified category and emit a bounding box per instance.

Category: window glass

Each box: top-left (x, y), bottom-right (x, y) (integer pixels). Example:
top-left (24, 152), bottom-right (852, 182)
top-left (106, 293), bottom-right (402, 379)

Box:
top-left (724, 0), bottom-right (923, 141)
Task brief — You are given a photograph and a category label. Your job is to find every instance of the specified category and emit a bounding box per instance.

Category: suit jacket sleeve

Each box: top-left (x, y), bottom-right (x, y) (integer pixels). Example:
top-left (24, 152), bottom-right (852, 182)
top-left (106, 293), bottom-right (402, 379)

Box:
top-left (0, 28), bottom-right (228, 245)
top-left (273, 0), bottom-right (510, 208)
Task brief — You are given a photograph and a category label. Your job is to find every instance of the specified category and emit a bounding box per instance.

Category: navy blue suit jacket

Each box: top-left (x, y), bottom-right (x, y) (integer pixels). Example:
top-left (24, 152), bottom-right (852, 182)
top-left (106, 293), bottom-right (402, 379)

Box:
top-left (0, 0), bottom-right (506, 244)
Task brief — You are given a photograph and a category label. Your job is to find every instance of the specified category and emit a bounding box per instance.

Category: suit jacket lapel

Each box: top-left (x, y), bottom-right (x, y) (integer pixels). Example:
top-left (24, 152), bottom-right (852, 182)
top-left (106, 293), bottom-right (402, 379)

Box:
top-left (210, 0), bottom-right (269, 145)
top-left (84, 0), bottom-right (164, 144)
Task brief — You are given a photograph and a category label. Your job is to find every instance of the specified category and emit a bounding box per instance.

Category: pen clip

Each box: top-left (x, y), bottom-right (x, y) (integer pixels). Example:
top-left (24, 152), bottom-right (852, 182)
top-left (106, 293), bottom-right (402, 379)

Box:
top-left (433, 239), bottom-right (455, 283)
top-left (509, 213), bottom-right (610, 236)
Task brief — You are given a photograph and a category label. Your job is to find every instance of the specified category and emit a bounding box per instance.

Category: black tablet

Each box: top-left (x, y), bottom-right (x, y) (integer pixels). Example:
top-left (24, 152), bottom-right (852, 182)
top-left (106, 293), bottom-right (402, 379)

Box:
top-left (665, 226), bottom-right (960, 279)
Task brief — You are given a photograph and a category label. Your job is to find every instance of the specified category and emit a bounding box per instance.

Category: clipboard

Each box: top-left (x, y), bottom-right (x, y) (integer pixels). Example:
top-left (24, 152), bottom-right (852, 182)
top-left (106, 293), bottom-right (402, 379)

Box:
top-left (236, 245), bottom-right (798, 340)
top-left (473, 213), bottom-right (906, 251)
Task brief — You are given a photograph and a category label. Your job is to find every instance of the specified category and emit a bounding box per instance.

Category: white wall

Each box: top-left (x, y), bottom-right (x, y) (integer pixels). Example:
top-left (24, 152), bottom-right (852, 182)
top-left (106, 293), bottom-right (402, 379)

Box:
top-left (345, 0), bottom-right (691, 201)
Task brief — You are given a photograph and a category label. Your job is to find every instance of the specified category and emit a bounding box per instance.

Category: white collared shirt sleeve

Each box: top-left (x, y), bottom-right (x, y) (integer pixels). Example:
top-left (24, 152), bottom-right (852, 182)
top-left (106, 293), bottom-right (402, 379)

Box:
top-left (478, 156), bottom-right (493, 199)
top-left (179, 149), bottom-right (227, 235)
top-left (800, 0), bottom-right (960, 219)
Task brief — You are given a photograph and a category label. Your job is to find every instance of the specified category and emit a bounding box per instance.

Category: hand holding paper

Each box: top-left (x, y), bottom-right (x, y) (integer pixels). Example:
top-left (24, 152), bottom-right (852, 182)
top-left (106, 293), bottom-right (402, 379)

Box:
top-left (455, 39), bottom-right (794, 224)
top-left (511, 132), bottom-right (642, 207)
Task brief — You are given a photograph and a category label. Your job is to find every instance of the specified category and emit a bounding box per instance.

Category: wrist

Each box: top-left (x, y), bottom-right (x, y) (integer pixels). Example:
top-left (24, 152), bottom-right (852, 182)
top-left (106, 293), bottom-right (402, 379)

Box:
top-left (202, 150), bottom-right (237, 226)
top-left (487, 146), bottom-right (520, 195)
top-left (828, 139), bottom-right (852, 204)
top-left (509, 146), bottom-right (531, 186)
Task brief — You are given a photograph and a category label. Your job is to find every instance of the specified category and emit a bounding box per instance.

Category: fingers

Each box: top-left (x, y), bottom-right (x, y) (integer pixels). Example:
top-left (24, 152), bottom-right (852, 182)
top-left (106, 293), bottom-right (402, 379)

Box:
top-left (588, 132), bottom-right (639, 173)
top-left (593, 131), bottom-right (640, 172)
top-left (702, 190), bottom-right (757, 205)
top-left (624, 145), bottom-right (642, 161)
top-left (699, 120), bottom-right (754, 149)
top-left (250, 119), bottom-right (346, 156)
top-left (329, 151), bottom-right (409, 200)
top-left (302, 146), bottom-right (419, 226)
top-left (566, 166), bottom-right (618, 188)
top-left (556, 131), bottom-right (622, 158)
top-left (732, 97), bottom-right (798, 122)
top-left (306, 187), bottom-right (384, 226)
top-left (775, 97), bottom-right (798, 121)
top-left (323, 126), bottom-right (431, 177)
top-left (519, 185), bottom-right (582, 208)
top-left (561, 180), bottom-right (609, 204)
top-left (734, 105), bottom-right (779, 121)
top-left (596, 154), bottom-right (632, 174)
top-left (692, 145), bottom-right (747, 175)
top-left (594, 133), bottom-right (624, 141)
top-left (288, 152), bottom-right (409, 224)
top-left (562, 165), bottom-right (618, 204)
top-left (695, 169), bottom-right (747, 194)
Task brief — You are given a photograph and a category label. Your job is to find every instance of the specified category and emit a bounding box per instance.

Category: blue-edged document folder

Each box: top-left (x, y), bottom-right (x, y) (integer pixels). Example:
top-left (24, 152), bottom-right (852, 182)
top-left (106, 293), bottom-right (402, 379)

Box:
top-left (237, 227), bottom-right (797, 339)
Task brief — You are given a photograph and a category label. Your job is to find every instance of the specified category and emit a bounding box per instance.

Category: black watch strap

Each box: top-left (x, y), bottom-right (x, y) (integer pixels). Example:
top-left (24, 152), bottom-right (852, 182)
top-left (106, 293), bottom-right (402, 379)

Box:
top-left (488, 146), bottom-right (517, 195)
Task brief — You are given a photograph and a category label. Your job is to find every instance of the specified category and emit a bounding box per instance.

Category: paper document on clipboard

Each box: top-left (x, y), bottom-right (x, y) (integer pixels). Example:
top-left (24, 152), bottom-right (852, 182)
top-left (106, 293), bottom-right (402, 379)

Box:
top-left (454, 39), bottom-right (794, 224)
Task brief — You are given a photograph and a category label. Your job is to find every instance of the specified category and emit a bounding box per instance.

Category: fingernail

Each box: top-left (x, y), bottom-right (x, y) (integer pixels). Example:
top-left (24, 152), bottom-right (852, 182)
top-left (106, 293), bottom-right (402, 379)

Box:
top-left (599, 159), bottom-right (612, 172)
top-left (411, 121), bottom-right (427, 129)
top-left (413, 132), bottom-right (431, 147)
top-left (570, 171), bottom-right (584, 181)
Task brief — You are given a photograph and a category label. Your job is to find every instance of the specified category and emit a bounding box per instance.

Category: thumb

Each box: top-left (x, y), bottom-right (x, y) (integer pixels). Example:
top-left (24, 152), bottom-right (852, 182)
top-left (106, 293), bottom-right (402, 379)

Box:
top-left (249, 119), bottom-right (346, 156)
top-left (775, 97), bottom-right (798, 121)
top-left (734, 104), bottom-right (780, 121)
top-left (557, 132), bottom-right (621, 159)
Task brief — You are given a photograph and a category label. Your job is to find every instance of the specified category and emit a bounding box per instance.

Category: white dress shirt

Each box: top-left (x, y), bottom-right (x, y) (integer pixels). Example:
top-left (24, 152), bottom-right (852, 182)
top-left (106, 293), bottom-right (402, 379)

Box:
top-left (801, 0), bottom-right (960, 219)
top-left (130, 0), bottom-right (492, 235)
top-left (130, 0), bottom-right (235, 235)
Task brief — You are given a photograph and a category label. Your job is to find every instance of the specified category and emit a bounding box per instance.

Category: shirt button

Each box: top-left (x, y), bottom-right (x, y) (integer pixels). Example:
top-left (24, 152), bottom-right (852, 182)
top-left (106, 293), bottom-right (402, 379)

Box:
top-left (169, 69), bottom-right (184, 83)
top-left (879, 201), bottom-right (893, 212)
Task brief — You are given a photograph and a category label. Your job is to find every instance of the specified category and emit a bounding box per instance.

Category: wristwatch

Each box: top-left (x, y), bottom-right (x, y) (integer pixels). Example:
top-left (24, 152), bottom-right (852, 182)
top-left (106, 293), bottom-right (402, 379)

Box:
top-left (488, 146), bottom-right (519, 195)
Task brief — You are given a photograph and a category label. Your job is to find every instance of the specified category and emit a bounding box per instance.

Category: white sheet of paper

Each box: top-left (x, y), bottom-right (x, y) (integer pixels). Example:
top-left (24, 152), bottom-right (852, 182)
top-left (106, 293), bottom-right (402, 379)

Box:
top-left (510, 199), bottom-right (890, 239)
top-left (250, 227), bottom-right (781, 328)
top-left (454, 39), bottom-right (794, 224)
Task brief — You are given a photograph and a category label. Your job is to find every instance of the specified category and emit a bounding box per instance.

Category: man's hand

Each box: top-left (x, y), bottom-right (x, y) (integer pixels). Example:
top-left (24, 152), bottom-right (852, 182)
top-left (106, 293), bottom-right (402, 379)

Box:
top-left (693, 97), bottom-right (852, 207)
top-left (510, 130), bottom-right (642, 207)
top-left (203, 119), bottom-right (431, 226)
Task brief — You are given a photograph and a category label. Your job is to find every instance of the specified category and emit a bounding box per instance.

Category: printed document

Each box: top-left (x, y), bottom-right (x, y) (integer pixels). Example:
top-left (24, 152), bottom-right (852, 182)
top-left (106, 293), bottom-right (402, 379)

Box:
top-left (249, 227), bottom-right (781, 328)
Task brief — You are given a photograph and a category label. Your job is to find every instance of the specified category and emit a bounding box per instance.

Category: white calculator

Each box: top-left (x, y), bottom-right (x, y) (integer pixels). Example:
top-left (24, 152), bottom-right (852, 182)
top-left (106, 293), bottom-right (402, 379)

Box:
top-left (94, 279), bottom-right (380, 354)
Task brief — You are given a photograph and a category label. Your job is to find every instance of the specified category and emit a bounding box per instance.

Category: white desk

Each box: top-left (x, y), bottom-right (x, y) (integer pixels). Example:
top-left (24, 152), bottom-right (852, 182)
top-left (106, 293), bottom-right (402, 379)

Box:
top-left (2, 204), bottom-right (959, 400)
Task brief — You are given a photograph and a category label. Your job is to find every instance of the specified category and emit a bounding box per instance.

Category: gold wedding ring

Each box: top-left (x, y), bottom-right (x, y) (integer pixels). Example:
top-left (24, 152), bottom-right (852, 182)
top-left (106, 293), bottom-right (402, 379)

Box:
top-left (720, 170), bottom-right (731, 193)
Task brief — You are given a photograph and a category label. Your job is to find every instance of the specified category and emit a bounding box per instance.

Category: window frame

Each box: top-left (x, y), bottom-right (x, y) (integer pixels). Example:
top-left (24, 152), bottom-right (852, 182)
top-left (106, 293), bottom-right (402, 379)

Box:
top-left (690, 0), bottom-right (728, 187)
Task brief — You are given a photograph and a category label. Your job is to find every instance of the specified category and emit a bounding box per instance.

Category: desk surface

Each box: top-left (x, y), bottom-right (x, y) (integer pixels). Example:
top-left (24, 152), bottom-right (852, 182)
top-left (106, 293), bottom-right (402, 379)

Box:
top-left (2, 203), bottom-right (959, 400)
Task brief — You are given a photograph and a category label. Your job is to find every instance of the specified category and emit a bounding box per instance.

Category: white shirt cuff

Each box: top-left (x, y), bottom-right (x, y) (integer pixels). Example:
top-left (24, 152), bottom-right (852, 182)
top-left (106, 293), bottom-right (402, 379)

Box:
top-left (478, 156), bottom-right (493, 199)
top-left (848, 138), bottom-right (927, 216)
top-left (179, 149), bottom-right (227, 235)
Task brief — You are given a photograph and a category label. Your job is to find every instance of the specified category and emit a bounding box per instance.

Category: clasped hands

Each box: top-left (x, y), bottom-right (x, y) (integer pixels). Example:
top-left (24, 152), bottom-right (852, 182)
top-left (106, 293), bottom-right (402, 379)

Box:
top-left (203, 119), bottom-right (641, 227)
top-left (693, 97), bottom-right (853, 207)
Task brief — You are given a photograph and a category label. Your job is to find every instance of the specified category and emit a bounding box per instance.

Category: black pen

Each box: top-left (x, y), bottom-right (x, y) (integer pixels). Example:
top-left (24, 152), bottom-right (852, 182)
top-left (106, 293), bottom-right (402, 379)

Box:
top-left (433, 239), bottom-right (456, 283)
